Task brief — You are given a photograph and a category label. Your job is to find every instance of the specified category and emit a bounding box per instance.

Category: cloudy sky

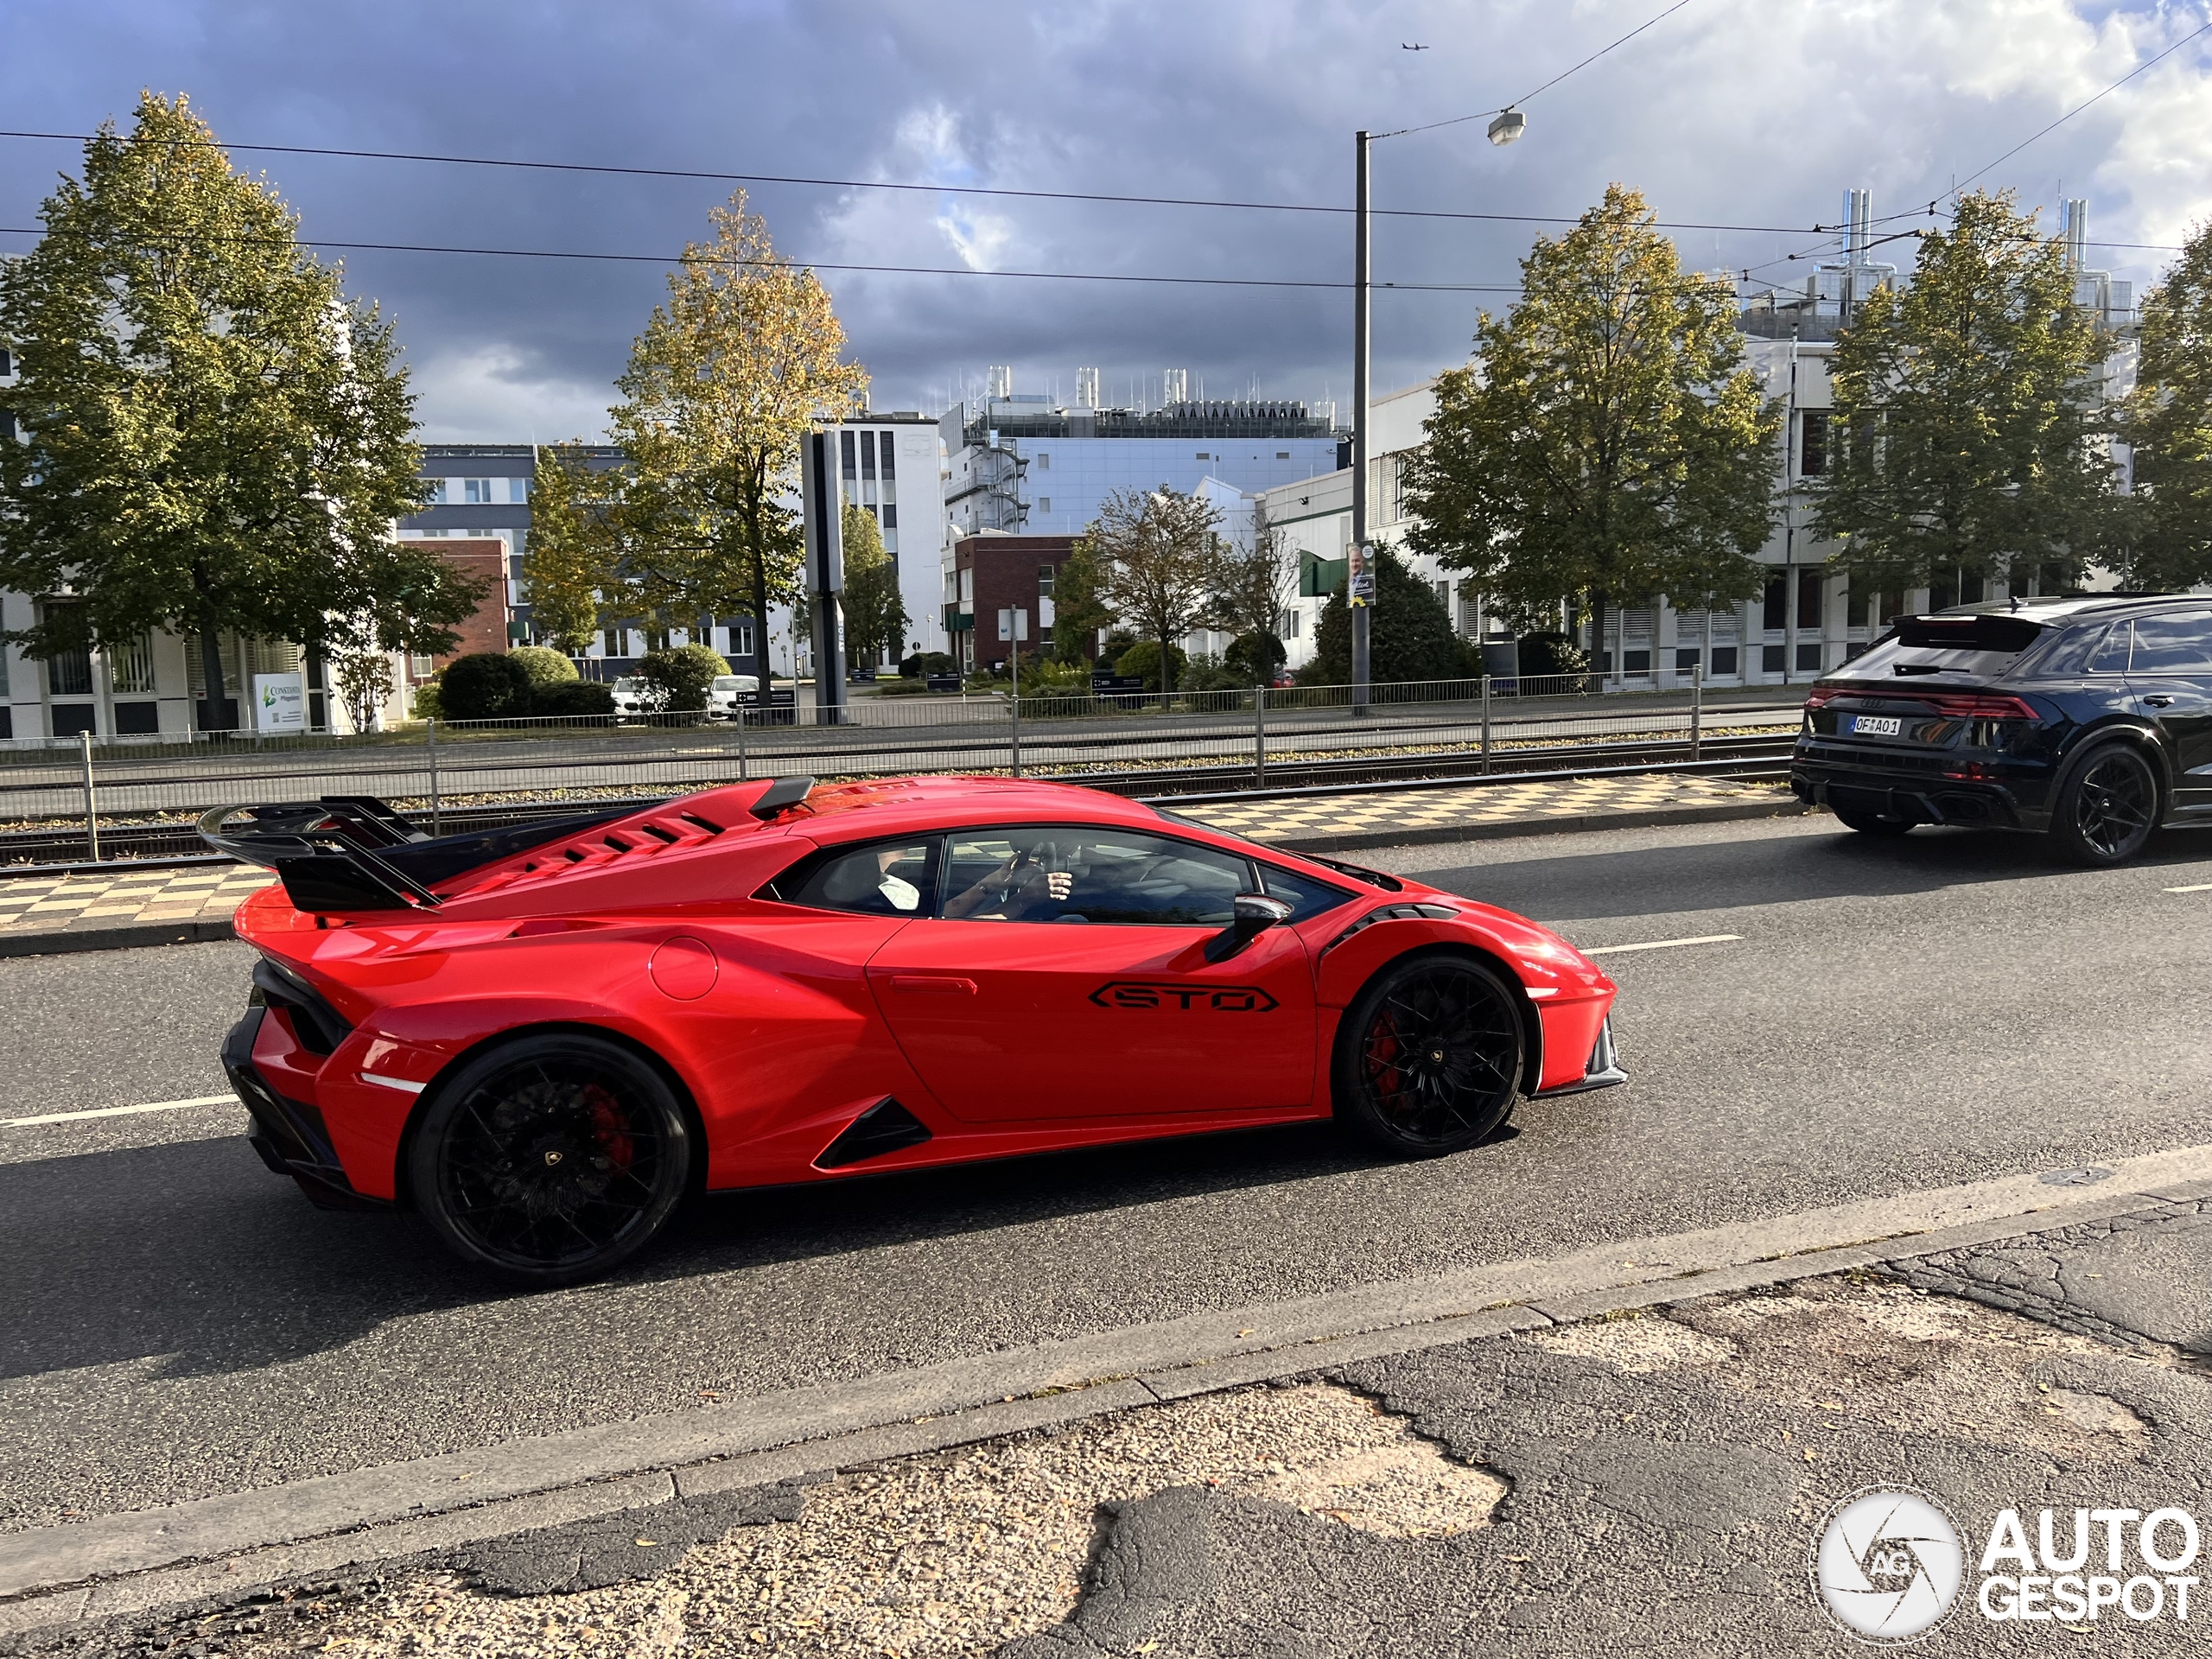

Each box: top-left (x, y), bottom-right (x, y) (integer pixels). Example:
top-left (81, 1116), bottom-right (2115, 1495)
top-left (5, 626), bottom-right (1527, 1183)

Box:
top-left (3, 0), bottom-right (2208, 441)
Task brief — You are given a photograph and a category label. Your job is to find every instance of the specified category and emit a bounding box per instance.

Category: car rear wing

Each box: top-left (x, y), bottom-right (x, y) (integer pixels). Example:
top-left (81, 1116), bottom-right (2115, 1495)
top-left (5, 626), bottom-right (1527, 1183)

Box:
top-left (199, 797), bottom-right (636, 914)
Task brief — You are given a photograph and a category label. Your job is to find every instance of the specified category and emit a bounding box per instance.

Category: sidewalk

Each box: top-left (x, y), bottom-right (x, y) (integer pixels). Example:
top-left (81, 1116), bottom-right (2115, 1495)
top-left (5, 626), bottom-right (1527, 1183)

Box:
top-left (10, 1174), bottom-right (2209, 1656)
top-left (0, 772), bottom-right (1801, 957)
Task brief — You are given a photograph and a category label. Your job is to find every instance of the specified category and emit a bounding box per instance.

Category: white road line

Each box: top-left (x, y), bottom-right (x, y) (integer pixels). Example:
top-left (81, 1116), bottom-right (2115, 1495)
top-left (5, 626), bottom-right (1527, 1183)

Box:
top-left (2164, 882), bottom-right (2212, 893)
top-left (1581, 933), bottom-right (1743, 957)
top-left (2, 1094), bottom-right (235, 1128)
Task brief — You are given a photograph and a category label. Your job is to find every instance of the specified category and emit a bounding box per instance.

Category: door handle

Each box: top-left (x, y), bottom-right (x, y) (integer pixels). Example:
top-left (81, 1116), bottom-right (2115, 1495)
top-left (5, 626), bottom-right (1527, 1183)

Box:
top-left (888, 975), bottom-right (977, 995)
top-left (2144, 696), bottom-right (2177, 709)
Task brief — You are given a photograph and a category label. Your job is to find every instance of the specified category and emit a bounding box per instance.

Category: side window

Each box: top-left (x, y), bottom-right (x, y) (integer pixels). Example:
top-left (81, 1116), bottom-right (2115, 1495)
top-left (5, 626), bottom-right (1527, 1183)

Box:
top-left (940, 826), bottom-right (1255, 925)
top-left (2088, 623), bottom-right (2132, 674)
top-left (2128, 612), bottom-right (2212, 673)
top-left (1253, 861), bottom-right (1355, 921)
top-left (767, 837), bottom-right (940, 917)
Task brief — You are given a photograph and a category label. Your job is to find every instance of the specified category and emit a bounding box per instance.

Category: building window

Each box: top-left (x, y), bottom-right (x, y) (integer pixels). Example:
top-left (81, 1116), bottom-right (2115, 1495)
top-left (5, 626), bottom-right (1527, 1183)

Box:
top-left (1622, 648), bottom-right (1652, 674)
top-left (861, 429), bottom-right (877, 480)
top-left (1038, 564), bottom-right (1056, 595)
top-left (1276, 451), bottom-right (1290, 460)
top-left (1762, 575), bottom-right (1787, 632)
top-left (464, 479), bottom-right (495, 503)
top-left (1796, 641), bottom-right (1825, 671)
top-left (1034, 451), bottom-right (1049, 470)
top-left (0, 410), bottom-right (16, 442)
top-left (410, 654), bottom-right (435, 678)
top-left (880, 434), bottom-right (896, 479)
top-left (1675, 648), bottom-right (1700, 674)
top-left (1847, 586), bottom-right (1870, 629)
top-left (840, 430), bottom-right (857, 480)
top-left (0, 346), bottom-right (11, 376)
top-left (47, 642), bottom-right (93, 698)
top-left (1038, 497), bottom-right (1051, 513)
top-left (882, 504), bottom-right (899, 530)
top-left (1712, 645), bottom-right (1738, 675)
top-left (423, 479), bottom-right (448, 504)
top-left (110, 633), bottom-right (158, 695)
top-left (509, 477), bottom-right (531, 503)
top-left (1797, 569), bottom-right (1823, 630)
top-left (1799, 411), bottom-right (1830, 478)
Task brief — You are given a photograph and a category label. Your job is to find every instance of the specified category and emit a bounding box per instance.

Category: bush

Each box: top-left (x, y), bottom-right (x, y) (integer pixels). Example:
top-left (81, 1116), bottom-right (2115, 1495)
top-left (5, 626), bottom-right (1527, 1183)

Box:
top-left (899, 650), bottom-right (957, 679)
top-left (438, 652), bottom-right (535, 721)
top-left (410, 681), bottom-right (443, 721)
top-left (1177, 652), bottom-right (1245, 693)
top-left (1115, 639), bottom-right (1186, 693)
top-left (509, 645), bottom-right (581, 688)
top-left (1516, 633), bottom-right (1590, 679)
top-left (1224, 631), bottom-right (1287, 683)
top-left (875, 677), bottom-right (940, 696)
top-left (531, 680), bottom-right (616, 721)
top-left (637, 643), bottom-right (728, 712)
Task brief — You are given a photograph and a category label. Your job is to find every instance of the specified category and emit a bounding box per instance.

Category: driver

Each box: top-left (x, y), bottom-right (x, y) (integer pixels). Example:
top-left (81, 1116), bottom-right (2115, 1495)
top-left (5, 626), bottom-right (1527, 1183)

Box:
top-left (944, 841), bottom-right (1074, 922)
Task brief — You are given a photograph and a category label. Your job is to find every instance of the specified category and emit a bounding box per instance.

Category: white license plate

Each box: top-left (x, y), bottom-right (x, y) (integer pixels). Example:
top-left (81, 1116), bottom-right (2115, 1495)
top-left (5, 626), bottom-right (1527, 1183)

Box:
top-left (1849, 715), bottom-right (1903, 736)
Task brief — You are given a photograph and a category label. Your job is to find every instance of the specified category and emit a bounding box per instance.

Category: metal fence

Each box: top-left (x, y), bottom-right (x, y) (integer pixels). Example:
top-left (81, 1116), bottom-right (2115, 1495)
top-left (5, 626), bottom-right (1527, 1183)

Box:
top-left (2, 677), bottom-right (1804, 854)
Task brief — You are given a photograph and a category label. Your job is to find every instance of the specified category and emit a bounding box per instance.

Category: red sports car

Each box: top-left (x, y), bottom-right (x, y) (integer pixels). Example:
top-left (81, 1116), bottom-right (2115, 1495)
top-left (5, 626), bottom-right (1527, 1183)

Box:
top-left (204, 775), bottom-right (1623, 1284)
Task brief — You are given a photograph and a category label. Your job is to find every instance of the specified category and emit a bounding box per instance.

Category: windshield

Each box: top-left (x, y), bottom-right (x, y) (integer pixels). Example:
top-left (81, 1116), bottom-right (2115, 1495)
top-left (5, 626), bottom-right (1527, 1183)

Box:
top-left (612, 677), bottom-right (640, 692)
top-left (1828, 614), bottom-right (2052, 683)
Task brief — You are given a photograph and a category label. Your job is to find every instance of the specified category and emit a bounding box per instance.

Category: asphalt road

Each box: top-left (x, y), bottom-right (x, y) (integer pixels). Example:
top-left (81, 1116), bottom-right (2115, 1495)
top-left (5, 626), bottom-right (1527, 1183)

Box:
top-left (6, 812), bottom-right (2212, 1534)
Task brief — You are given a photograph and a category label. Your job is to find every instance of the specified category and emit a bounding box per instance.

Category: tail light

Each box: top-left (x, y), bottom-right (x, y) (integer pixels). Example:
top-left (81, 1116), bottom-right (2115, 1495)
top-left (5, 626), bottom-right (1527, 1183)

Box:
top-left (1803, 685), bottom-right (2039, 721)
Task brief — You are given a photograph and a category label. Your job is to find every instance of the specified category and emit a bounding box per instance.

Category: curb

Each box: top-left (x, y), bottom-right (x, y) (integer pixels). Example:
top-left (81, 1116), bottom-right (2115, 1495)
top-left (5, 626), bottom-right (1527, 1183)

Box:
top-left (0, 918), bottom-right (239, 960)
top-left (6, 1145), bottom-right (2211, 1635)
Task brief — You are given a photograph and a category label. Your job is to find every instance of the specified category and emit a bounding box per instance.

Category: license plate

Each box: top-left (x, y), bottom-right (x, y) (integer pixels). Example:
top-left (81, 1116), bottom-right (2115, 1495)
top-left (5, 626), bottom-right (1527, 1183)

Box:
top-left (1849, 715), bottom-right (1903, 737)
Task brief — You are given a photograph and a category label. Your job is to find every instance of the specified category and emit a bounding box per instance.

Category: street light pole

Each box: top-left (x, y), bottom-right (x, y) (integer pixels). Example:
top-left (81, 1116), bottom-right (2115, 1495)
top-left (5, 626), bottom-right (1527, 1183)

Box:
top-left (1351, 130), bottom-right (1372, 717)
top-left (1351, 109), bottom-right (1524, 721)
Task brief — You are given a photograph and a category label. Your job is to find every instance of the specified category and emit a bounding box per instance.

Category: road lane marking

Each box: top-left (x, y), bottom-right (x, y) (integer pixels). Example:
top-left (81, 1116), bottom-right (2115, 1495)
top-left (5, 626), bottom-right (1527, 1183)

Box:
top-left (1581, 933), bottom-right (1742, 957)
top-left (2164, 882), bottom-right (2212, 893)
top-left (2, 1094), bottom-right (235, 1128)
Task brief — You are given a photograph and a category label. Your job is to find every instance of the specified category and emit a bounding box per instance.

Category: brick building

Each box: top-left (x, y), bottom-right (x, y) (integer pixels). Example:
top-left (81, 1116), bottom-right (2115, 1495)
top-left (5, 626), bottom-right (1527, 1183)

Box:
top-left (950, 532), bottom-right (1079, 675)
top-left (393, 538), bottom-right (512, 708)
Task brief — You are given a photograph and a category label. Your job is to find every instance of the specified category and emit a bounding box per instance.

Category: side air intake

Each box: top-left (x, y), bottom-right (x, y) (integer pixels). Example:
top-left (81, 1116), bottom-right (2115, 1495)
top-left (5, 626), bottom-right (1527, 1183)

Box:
top-left (814, 1098), bottom-right (934, 1169)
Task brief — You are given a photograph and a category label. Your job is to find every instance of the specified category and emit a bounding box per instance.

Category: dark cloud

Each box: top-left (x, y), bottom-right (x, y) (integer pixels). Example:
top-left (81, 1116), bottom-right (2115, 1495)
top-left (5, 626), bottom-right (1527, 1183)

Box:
top-left (3, 1), bottom-right (2203, 438)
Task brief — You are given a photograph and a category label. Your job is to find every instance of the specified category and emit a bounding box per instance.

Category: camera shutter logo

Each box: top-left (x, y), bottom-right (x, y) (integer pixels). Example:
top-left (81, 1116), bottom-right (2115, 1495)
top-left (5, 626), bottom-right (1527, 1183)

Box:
top-left (1811, 1488), bottom-right (1965, 1644)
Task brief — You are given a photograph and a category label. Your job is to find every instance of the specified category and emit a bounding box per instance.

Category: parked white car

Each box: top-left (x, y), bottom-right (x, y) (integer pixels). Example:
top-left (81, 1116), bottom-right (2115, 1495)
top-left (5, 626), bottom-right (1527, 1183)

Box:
top-left (707, 673), bottom-right (762, 720)
top-left (609, 677), bottom-right (647, 721)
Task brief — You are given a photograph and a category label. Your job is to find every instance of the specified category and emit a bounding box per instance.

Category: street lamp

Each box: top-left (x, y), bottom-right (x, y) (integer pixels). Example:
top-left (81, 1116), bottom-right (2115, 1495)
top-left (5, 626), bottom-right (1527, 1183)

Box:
top-left (1351, 108), bottom-right (1525, 715)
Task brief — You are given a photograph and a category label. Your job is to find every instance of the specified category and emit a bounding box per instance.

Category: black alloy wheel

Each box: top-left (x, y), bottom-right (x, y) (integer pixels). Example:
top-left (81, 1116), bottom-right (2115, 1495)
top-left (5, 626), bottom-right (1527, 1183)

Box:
top-left (2053, 743), bottom-right (2160, 868)
top-left (410, 1033), bottom-right (692, 1285)
top-left (1335, 954), bottom-right (1525, 1158)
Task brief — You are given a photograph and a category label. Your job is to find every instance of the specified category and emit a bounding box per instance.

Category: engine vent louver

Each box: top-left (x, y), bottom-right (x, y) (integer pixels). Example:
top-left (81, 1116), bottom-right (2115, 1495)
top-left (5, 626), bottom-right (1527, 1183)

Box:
top-left (815, 1098), bottom-right (934, 1169)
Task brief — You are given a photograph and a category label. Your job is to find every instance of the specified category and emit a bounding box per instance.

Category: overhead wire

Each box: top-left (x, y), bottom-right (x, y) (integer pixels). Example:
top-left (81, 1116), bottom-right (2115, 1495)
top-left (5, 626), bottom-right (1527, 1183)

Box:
top-left (1374, 0), bottom-right (1695, 137)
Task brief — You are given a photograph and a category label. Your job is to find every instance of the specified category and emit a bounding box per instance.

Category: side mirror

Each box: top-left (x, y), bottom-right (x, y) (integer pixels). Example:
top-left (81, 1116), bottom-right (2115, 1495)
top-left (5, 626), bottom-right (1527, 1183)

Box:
top-left (1205, 893), bottom-right (1294, 963)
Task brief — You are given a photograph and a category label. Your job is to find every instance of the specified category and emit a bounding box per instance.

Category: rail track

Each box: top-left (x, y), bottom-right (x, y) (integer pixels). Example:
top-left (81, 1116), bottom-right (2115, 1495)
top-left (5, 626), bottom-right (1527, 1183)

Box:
top-left (0, 731), bottom-right (1796, 874)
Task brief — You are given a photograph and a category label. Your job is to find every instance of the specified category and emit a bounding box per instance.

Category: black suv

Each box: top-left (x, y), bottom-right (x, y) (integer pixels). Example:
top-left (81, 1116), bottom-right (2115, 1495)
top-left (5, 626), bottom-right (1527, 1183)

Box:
top-left (1789, 595), bottom-right (2212, 865)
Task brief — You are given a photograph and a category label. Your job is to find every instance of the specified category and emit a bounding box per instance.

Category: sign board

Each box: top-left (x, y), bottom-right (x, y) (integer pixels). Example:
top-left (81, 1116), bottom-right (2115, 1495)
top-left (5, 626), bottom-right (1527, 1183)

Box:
top-left (996, 607), bottom-right (1030, 642)
top-left (253, 671), bottom-right (307, 734)
top-left (1348, 543), bottom-right (1375, 607)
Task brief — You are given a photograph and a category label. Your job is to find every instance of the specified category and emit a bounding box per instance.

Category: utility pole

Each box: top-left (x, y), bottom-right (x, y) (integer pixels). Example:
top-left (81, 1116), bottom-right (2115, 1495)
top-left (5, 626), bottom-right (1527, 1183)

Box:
top-left (1351, 130), bottom-right (1372, 716)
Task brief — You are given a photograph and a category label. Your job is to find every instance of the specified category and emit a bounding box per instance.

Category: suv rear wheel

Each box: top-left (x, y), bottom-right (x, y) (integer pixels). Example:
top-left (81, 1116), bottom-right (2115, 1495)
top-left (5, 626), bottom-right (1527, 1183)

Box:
top-left (1831, 801), bottom-right (1914, 836)
top-left (2051, 742), bottom-right (2160, 867)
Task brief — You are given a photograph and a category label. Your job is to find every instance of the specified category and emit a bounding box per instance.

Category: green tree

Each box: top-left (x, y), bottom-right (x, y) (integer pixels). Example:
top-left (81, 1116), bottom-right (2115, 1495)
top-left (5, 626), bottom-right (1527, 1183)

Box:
top-left (1304, 543), bottom-right (1471, 686)
top-left (1405, 183), bottom-right (1780, 673)
top-left (608, 194), bottom-right (867, 685)
top-left (1812, 189), bottom-right (2116, 597)
top-left (0, 92), bottom-right (478, 728)
top-left (524, 442), bottom-right (621, 652)
top-left (637, 642), bottom-right (728, 714)
top-left (838, 500), bottom-right (908, 670)
top-left (1047, 537), bottom-right (1112, 664)
top-left (2120, 219), bottom-right (2212, 589)
top-left (1084, 486), bottom-right (1221, 695)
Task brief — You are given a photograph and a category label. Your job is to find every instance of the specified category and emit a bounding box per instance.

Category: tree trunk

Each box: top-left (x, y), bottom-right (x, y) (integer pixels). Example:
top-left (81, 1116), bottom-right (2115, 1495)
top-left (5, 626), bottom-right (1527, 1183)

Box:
top-left (197, 620), bottom-right (231, 734)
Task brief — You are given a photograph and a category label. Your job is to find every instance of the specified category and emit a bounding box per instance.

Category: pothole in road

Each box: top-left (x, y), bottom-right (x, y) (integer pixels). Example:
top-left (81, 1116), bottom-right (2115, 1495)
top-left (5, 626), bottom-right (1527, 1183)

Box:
top-left (1529, 1313), bottom-right (1739, 1373)
top-left (248, 1382), bottom-right (1500, 1659)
